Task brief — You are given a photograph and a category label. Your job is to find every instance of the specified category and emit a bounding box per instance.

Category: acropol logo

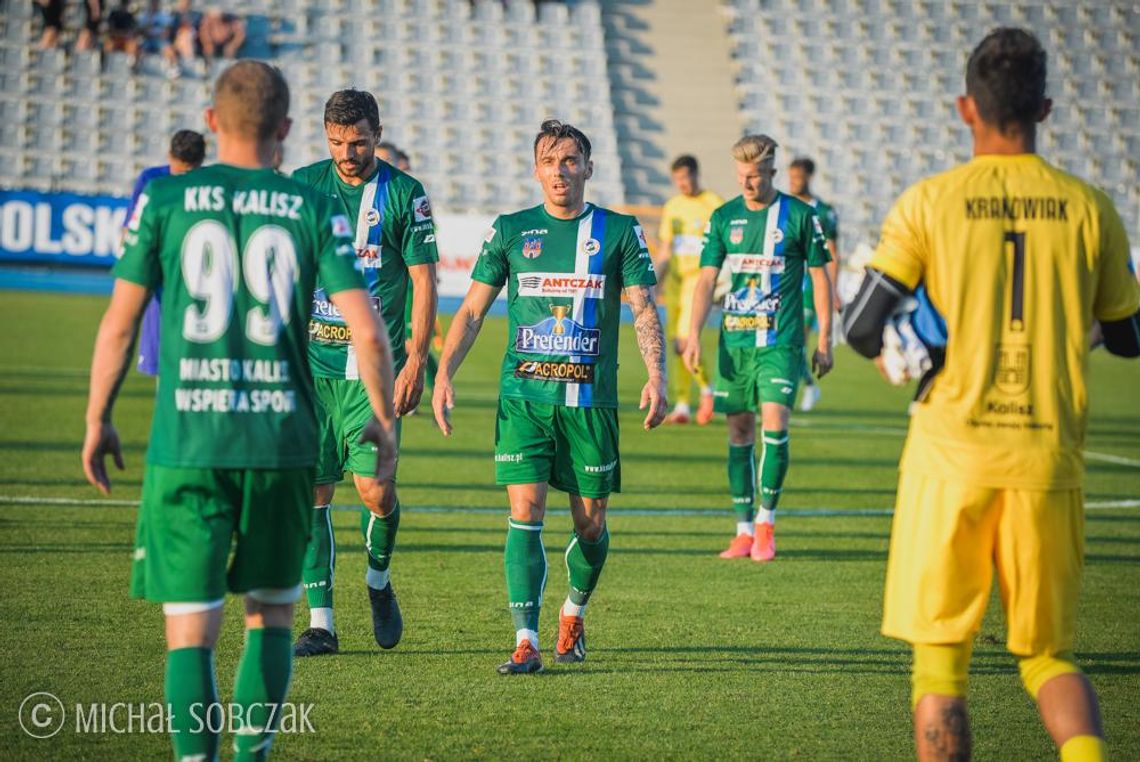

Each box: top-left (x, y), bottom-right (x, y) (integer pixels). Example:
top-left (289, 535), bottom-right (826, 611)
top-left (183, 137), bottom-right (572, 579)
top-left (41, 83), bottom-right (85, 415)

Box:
top-left (515, 306), bottom-right (601, 356)
top-left (516, 272), bottom-right (606, 298)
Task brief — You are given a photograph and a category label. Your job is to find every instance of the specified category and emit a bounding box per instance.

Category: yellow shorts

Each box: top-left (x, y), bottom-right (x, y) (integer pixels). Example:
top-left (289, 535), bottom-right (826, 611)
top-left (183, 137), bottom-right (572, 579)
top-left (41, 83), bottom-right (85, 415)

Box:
top-left (664, 270), bottom-right (702, 341)
top-left (882, 471), bottom-right (1083, 656)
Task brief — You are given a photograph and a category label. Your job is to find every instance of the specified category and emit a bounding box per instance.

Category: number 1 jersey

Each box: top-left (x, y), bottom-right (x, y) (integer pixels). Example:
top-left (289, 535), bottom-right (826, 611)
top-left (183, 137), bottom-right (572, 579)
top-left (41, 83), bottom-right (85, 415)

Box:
top-left (871, 153), bottom-right (1139, 489)
top-left (115, 164), bottom-right (363, 469)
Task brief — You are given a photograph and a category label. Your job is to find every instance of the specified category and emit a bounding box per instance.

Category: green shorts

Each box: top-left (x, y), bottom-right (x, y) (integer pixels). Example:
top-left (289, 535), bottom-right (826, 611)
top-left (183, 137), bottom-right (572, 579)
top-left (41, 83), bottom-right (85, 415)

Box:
top-left (314, 376), bottom-right (402, 485)
top-left (131, 464), bottom-right (313, 603)
top-left (494, 398), bottom-right (620, 498)
top-left (714, 343), bottom-right (802, 413)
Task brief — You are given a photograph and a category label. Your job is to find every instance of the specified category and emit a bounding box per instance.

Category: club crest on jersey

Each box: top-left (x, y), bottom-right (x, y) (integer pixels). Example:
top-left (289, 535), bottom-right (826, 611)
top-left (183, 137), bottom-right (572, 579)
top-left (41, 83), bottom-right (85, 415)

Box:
top-left (365, 208), bottom-right (381, 227)
top-left (413, 195), bottom-right (432, 223)
top-left (515, 305), bottom-right (601, 356)
top-left (994, 344), bottom-right (1031, 396)
top-left (522, 237), bottom-right (543, 259)
top-left (729, 227), bottom-right (744, 245)
top-left (769, 227), bottom-right (784, 243)
top-left (582, 238), bottom-right (601, 256)
top-left (331, 214), bottom-right (352, 237)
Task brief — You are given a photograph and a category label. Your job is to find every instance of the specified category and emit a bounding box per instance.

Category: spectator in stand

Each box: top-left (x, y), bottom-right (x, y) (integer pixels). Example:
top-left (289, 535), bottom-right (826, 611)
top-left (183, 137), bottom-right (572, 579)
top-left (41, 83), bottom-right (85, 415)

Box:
top-left (77, 1), bottom-right (104, 52)
top-left (105, 0), bottom-right (141, 69)
top-left (138, 0), bottom-right (180, 78)
top-left (34, 0), bottom-right (64, 49)
top-left (198, 8), bottom-right (245, 62)
top-left (122, 129), bottom-right (207, 376)
top-left (172, 0), bottom-right (205, 77)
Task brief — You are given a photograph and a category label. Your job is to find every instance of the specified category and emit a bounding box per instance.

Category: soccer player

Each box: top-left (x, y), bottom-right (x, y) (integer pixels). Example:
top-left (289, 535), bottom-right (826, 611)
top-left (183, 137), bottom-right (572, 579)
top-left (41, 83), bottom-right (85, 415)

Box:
top-left (658, 154), bottom-right (723, 424)
top-left (291, 90), bottom-right (439, 656)
top-left (843, 28), bottom-right (1140, 762)
top-left (786, 157), bottom-right (840, 411)
top-left (683, 135), bottom-right (833, 562)
top-left (123, 128), bottom-right (207, 377)
top-left (82, 60), bottom-right (398, 761)
top-left (432, 119), bottom-right (667, 674)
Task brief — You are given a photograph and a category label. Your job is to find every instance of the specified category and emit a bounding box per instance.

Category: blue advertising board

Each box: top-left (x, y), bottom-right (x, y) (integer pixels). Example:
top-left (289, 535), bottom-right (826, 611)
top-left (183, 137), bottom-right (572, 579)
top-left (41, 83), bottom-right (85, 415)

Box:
top-left (0, 189), bottom-right (128, 267)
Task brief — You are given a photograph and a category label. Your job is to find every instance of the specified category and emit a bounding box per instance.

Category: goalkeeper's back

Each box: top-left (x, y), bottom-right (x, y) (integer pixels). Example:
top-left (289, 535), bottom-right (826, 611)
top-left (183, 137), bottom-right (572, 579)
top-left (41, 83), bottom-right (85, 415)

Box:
top-left (869, 153), bottom-right (1138, 490)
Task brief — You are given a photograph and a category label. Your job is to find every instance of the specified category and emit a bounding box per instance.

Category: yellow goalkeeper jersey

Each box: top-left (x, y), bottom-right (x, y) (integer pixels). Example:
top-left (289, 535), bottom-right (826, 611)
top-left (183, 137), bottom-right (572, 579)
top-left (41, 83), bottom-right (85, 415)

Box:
top-left (658, 190), bottom-right (724, 279)
top-left (871, 153), bottom-right (1139, 489)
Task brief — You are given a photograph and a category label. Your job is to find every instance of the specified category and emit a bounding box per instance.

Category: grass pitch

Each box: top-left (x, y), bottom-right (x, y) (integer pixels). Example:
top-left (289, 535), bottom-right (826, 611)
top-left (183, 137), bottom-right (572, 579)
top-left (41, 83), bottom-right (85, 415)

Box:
top-left (0, 290), bottom-right (1137, 760)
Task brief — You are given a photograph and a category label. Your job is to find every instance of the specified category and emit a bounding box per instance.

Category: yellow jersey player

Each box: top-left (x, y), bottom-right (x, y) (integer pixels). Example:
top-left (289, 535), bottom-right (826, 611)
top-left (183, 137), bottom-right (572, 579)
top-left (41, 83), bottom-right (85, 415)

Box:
top-left (657, 155), bottom-right (723, 424)
top-left (845, 28), bottom-right (1140, 762)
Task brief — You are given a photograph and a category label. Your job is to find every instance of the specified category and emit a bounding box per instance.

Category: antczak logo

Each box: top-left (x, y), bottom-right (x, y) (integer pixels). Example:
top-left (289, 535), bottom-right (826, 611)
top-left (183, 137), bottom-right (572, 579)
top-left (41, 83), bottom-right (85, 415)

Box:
top-left (726, 254), bottom-right (785, 275)
top-left (516, 272), bottom-right (606, 298)
top-left (515, 306), bottom-right (601, 356)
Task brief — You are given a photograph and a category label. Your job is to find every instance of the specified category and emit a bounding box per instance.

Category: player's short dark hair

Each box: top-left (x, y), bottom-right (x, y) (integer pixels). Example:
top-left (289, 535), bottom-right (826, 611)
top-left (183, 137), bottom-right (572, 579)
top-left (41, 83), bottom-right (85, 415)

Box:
top-left (376, 141), bottom-right (398, 154)
top-left (324, 89), bottom-right (380, 133)
top-left (533, 119), bottom-right (591, 162)
top-left (395, 149), bottom-right (410, 164)
top-left (169, 130), bottom-right (205, 166)
top-left (789, 156), bottom-right (816, 175)
top-left (671, 154), bottom-right (698, 174)
top-left (213, 61), bottom-right (289, 141)
top-left (966, 27), bottom-right (1048, 133)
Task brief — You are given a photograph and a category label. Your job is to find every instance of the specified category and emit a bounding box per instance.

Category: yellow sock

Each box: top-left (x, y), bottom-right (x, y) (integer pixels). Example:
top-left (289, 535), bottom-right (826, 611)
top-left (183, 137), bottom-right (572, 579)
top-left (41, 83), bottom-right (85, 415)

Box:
top-left (1060, 735), bottom-right (1105, 762)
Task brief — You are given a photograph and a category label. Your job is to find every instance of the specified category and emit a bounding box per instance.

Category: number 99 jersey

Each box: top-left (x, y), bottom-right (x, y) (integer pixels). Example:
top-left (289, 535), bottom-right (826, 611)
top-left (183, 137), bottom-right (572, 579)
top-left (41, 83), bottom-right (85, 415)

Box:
top-left (115, 164), bottom-right (364, 469)
top-left (871, 154), bottom-right (1139, 490)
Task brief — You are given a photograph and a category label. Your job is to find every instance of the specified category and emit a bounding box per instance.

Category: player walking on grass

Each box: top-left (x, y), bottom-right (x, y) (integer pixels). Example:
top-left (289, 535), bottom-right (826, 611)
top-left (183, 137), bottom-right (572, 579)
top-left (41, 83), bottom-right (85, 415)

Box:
top-left (657, 155), bottom-right (722, 425)
top-left (786, 156), bottom-right (840, 412)
top-left (290, 90), bottom-right (439, 657)
top-left (432, 120), bottom-right (668, 674)
top-left (82, 61), bottom-right (398, 761)
top-left (844, 28), bottom-right (1140, 762)
top-left (683, 135), bottom-right (834, 562)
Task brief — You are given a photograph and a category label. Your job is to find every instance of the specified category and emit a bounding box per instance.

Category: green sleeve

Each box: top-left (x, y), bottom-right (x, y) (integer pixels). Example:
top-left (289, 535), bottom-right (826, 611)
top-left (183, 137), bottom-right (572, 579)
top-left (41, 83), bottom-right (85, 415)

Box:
top-left (823, 203), bottom-right (839, 242)
top-left (112, 182), bottom-right (162, 289)
top-left (698, 208), bottom-right (727, 269)
top-left (399, 180), bottom-right (440, 267)
top-left (619, 217), bottom-right (657, 288)
top-left (315, 196), bottom-right (366, 295)
top-left (470, 217), bottom-right (509, 288)
top-left (805, 211), bottom-right (831, 267)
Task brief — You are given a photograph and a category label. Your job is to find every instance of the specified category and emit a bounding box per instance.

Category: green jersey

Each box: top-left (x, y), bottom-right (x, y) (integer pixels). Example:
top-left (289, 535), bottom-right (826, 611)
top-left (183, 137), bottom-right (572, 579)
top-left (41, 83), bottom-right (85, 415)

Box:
top-left (292, 159), bottom-right (439, 378)
top-left (114, 164), bottom-right (362, 469)
top-left (802, 195), bottom-right (839, 304)
top-left (700, 192), bottom-right (830, 349)
top-left (471, 203), bottom-right (656, 408)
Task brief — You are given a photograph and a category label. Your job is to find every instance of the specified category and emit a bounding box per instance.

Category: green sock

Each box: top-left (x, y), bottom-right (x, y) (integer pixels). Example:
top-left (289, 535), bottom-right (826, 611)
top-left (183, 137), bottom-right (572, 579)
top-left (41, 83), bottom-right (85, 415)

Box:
top-left (564, 525), bottom-right (609, 612)
top-left (759, 430), bottom-right (790, 511)
top-left (361, 501), bottom-right (400, 589)
top-left (728, 443), bottom-right (756, 523)
top-left (505, 519), bottom-right (547, 634)
top-left (302, 504), bottom-right (335, 610)
top-left (232, 627), bottom-right (293, 762)
top-left (166, 646), bottom-right (220, 762)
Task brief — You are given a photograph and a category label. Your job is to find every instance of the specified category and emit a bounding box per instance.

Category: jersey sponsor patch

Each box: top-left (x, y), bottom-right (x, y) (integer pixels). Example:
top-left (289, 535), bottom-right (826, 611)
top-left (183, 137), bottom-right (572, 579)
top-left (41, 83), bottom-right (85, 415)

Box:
top-left (331, 214), bottom-right (352, 237)
top-left (730, 227), bottom-right (744, 244)
top-left (309, 320), bottom-right (354, 345)
top-left (723, 282), bottom-right (779, 315)
top-left (726, 254), bottom-right (785, 274)
top-left (723, 313), bottom-right (777, 332)
top-left (127, 193), bottom-right (149, 231)
top-left (770, 227), bottom-right (784, 243)
top-left (514, 360), bottom-right (596, 384)
top-left (365, 208), bottom-right (381, 227)
top-left (516, 272), bottom-right (606, 298)
top-left (582, 238), bottom-right (601, 256)
top-left (514, 307), bottom-right (601, 356)
top-left (413, 195), bottom-right (432, 222)
top-left (633, 224), bottom-right (649, 250)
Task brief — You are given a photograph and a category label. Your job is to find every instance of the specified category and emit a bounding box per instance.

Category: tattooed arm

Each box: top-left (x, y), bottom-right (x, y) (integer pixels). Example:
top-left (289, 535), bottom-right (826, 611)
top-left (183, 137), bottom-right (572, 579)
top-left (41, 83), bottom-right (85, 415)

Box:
top-left (625, 284), bottom-right (668, 430)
